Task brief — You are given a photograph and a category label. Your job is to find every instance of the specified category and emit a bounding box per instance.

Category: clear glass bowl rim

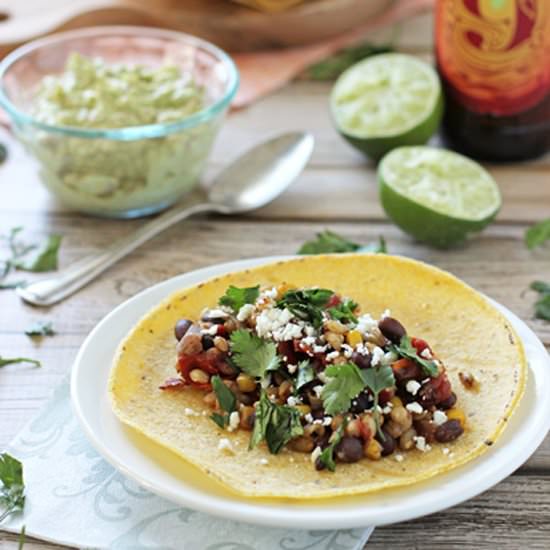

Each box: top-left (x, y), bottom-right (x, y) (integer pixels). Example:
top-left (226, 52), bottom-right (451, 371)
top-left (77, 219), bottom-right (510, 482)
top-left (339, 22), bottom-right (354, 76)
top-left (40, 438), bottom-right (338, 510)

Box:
top-left (0, 25), bottom-right (239, 141)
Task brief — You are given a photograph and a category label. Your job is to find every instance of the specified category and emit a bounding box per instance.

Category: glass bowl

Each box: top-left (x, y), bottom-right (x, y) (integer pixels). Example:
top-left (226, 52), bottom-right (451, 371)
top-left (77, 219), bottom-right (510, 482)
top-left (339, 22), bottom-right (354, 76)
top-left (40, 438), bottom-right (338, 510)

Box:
top-left (0, 26), bottom-right (239, 218)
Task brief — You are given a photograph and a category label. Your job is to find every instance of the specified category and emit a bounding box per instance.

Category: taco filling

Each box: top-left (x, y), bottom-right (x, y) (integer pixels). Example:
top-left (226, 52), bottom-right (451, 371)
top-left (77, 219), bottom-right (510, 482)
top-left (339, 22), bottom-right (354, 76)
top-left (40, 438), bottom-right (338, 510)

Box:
top-left (162, 284), bottom-right (467, 471)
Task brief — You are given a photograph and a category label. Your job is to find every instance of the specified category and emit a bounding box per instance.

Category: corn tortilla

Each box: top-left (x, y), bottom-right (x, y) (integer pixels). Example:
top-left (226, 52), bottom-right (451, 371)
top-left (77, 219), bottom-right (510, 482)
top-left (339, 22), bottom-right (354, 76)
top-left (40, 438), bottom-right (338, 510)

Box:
top-left (109, 254), bottom-right (526, 498)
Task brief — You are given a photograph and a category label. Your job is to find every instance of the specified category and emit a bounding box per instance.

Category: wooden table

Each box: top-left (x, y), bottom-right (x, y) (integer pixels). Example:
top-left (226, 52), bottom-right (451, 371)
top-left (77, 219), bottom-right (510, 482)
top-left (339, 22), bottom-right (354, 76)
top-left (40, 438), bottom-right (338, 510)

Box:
top-left (1, 12), bottom-right (549, 549)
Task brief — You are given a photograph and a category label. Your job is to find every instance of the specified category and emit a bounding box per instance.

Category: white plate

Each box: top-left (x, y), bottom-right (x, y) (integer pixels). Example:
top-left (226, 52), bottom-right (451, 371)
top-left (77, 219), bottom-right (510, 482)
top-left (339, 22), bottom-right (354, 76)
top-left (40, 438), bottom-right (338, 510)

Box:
top-left (71, 256), bottom-right (550, 529)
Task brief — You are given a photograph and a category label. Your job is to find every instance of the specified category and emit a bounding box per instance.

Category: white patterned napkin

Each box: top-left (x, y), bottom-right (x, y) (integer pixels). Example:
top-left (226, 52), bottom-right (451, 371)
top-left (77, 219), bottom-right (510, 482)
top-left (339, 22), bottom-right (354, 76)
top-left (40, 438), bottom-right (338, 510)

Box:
top-left (2, 379), bottom-right (373, 549)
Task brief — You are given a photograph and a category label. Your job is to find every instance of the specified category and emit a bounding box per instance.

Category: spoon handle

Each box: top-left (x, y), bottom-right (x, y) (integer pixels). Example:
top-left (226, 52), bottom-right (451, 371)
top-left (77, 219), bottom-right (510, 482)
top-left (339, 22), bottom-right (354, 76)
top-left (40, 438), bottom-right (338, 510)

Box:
top-left (17, 200), bottom-right (213, 307)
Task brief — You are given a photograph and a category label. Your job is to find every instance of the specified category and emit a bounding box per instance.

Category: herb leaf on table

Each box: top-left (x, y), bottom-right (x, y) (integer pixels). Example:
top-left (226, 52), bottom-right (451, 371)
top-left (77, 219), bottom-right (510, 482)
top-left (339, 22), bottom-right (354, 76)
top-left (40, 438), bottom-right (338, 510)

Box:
top-left (0, 453), bottom-right (25, 524)
top-left (298, 230), bottom-right (386, 255)
top-left (14, 234), bottom-right (62, 272)
top-left (25, 321), bottom-right (55, 337)
top-left (530, 281), bottom-right (550, 321)
top-left (0, 357), bottom-right (41, 368)
top-left (525, 218), bottom-right (550, 250)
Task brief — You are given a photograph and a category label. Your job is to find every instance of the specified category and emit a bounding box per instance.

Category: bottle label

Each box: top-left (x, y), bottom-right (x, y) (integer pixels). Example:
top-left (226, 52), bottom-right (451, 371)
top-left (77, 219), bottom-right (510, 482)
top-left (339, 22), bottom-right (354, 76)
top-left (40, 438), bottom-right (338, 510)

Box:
top-left (436, 0), bottom-right (550, 115)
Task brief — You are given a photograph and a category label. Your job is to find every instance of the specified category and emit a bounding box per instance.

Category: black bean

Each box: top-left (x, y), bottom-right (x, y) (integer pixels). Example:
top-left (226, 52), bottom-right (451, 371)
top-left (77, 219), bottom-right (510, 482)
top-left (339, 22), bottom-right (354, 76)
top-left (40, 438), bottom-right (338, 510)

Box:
top-left (174, 319), bottom-right (193, 341)
top-left (351, 351), bottom-right (372, 369)
top-left (314, 456), bottom-right (326, 471)
top-left (350, 391), bottom-right (370, 414)
top-left (378, 317), bottom-right (407, 344)
top-left (414, 419), bottom-right (437, 443)
top-left (438, 392), bottom-right (457, 410)
top-left (335, 436), bottom-right (364, 463)
top-left (376, 429), bottom-right (396, 456)
top-left (435, 419), bottom-right (463, 443)
top-left (217, 361), bottom-right (239, 379)
top-left (201, 334), bottom-right (215, 350)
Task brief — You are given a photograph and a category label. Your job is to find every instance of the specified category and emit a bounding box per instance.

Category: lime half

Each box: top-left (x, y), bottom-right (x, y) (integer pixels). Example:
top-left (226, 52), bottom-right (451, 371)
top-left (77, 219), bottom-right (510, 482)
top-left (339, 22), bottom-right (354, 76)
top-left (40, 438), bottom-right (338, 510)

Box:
top-left (378, 146), bottom-right (501, 248)
top-left (330, 53), bottom-right (443, 160)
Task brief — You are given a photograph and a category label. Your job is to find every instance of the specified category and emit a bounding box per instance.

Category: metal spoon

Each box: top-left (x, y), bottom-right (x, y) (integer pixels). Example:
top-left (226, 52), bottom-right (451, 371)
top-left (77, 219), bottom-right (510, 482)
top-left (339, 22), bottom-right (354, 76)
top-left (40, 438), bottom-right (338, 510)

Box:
top-left (17, 132), bottom-right (314, 307)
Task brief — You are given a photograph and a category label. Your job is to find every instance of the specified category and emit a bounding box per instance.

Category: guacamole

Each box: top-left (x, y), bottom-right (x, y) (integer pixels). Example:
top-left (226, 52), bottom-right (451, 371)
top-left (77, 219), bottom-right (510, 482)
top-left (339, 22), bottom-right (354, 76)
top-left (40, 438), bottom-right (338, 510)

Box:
top-left (25, 53), bottom-right (219, 217)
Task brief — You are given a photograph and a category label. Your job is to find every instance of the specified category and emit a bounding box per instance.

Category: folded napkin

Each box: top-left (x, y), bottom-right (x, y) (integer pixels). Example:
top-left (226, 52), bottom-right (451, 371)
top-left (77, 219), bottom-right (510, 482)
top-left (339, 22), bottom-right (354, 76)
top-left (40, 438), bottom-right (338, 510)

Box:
top-left (2, 379), bottom-right (373, 549)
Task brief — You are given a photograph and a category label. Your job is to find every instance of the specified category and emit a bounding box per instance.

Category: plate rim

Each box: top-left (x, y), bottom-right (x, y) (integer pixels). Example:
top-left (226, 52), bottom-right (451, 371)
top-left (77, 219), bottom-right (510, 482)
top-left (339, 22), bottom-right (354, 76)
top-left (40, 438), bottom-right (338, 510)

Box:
top-left (71, 255), bottom-right (550, 529)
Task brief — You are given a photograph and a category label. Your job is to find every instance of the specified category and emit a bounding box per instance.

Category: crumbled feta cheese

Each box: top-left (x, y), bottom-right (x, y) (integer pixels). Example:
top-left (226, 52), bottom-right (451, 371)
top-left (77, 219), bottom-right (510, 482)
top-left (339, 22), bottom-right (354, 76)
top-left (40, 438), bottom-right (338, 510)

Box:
top-left (304, 413), bottom-right (314, 423)
top-left (312, 385), bottom-right (324, 398)
top-left (433, 410), bottom-right (448, 426)
top-left (301, 336), bottom-right (316, 347)
top-left (236, 303), bottom-right (255, 322)
top-left (202, 325), bottom-right (219, 336)
top-left (354, 343), bottom-right (370, 356)
top-left (275, 322), bottom-right (303, 341)
top-left (413, 435), bottom-right (427, 452)
top-left (380, 309), bottom-right (391, 319)
top-left (356, 314), bottom-right (378, 335)
top-left (371, 346), bottom-right (385, 366)
top-left (420, 348), bottom-right (433, 359)
top-left (255, 307), bottom-right (293, 338)
top-left (421, 378), bottom-right (430, 384)
top-left (259, 458), bottom-right (269, 465)
top-left (313, 345), bottom-right (328, 354)
top-left (382, 404), bottom-right (393, 414)
top-left (406, 380), bottom-right (421, 396)
top-left (261, 287), bottom-right (278, 299)
top-left (184, 407), bottom-right (199, 416)
top-left (341, 344), bottom-right (354, 358)
top-left (287, 395), bottom-right (300, 407)
top-left (395, 454), bottom-right (404, 463)
top-left (311, 446), bottom-right (322, 464)
top-left (326, 351), bottom-right (340, 362)
top-left (322, 416), bottom-right (333, 426)
top-left (382, 351), bottom-right (398, 365)
top-left (206, 309), bottom-right (229, 319)
top-left (227, 411), bottom-right (240, 431)
top-left (406, 402), bottom-right (424, 414)
top-left (287, 363), bottom-right (298, 374)
top-left (217, 438), bottom-right (234, 454)
top-left (313, 419), bottom-right (323, 425)
top-left (442, 447), bottom-right (450, 456)
top-left (304, 325), bottom-right (316, 337)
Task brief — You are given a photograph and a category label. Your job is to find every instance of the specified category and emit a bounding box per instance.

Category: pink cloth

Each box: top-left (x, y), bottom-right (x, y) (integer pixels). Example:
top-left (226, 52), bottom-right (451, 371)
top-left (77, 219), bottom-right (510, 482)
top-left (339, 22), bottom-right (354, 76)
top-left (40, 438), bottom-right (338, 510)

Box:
top-left (232, 0), bottom-right (434, 108)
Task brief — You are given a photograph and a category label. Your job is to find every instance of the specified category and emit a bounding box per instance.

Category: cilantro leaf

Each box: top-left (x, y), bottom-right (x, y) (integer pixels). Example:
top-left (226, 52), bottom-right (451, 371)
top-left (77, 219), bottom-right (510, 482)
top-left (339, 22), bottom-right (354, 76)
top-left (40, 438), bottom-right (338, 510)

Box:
top-left (358, 236), bottom-right (387, 254)
top-left (362, 365), bottom-right (395, 438)
top-left (296, 360), bottom-right (315, 390)
top-left (0, 453), bottom-right (25, 523)
top-left (321, 363), bottom-right (366, 416)
top-left (14, 234), bottom-right (62, 272)
top-left (277, 288), bottom-right (334, 327)
top-left (211, 375), bottom-right (237, 413)
top-left (219, 285), bottom-right (260, 313)
top-left (0, 357), bottom-right (41, 368)
top-left (317, 419), bottom-right (347, 472)
top-left (25, 321), bottom-right (55, 338)
top-left (328, 299), bottom-right (358, 324)
top-left (391, 335), bottom-right (439, 377)
top-left (525, 218), bottom-right (550, 250)
top-left (298, 231), bottom-right (387, 256)
top-left (531, 281), bottom-right (550, 294)
top-left (210, 412), bottom-right (229, 429)
top-left (229, 329), bottom-right (280, 378)
top-left (249, 391), bottom-right (304, 454)
top-left (534, 294), bottom-right (550, 321)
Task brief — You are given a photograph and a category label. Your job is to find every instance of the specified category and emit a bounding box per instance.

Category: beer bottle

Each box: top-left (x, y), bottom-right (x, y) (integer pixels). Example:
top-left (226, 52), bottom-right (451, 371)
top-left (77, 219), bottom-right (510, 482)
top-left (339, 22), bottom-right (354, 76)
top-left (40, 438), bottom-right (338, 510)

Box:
top-left (435, 0), bottom-right (550, 162)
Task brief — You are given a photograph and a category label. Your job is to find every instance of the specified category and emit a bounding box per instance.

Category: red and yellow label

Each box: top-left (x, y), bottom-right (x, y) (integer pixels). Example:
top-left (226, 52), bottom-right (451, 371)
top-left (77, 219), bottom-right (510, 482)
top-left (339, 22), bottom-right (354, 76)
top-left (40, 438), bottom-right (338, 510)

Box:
top-left (436, 0), bottom-right (550, 115)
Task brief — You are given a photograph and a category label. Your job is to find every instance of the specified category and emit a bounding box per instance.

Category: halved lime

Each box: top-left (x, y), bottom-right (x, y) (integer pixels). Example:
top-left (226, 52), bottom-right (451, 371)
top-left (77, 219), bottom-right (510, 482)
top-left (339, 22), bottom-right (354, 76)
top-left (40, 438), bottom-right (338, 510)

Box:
top-left (378, 146), bottom-right (501, 248)
top-left (330, 53), bottom-right (443, 160)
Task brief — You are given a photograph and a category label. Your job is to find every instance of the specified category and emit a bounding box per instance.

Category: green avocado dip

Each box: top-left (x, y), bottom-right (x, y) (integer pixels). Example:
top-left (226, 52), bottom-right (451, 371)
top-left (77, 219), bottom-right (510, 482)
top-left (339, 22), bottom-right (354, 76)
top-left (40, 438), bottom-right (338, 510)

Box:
top-left (25, 53), bottom-right (220, 217)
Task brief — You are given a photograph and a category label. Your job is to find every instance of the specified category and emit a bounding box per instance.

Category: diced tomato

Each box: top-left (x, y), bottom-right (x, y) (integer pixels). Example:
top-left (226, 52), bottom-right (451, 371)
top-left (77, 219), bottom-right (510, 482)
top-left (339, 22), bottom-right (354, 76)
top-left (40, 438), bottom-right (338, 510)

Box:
top-left (326, 294), bottom-right (341, 308)
top-left (411, 337), bottom-right (431, 355)
top-left (379, 387), bottom-right (395, 405)
top-left (278, 341), bottom-right (298, 364)
top-left (216, 325), bottom-right (227, 337)
top-left (358, 418), bottom-right (372, 441)
top-left (431, 372), bottom-right (452, 403)
top-left (177, 354), bottom-right (216, 390)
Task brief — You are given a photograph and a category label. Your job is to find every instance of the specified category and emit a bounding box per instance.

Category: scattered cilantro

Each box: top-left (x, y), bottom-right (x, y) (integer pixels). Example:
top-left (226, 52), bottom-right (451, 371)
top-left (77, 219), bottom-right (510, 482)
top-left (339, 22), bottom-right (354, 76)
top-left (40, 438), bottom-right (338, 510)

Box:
top-left (0, 227), bottom-right (35, 281)
top-left (530, 281), bottom-right (550, 321)
top-left (296, 360), bottom-right (315, 390)
top-left (298, 231), bottom-right (387, 256)
top-left (219, 285), bottom-right (260, 313)
top-left (0, 357), bottom-right (41, 368)
top-left (0, 453), bottom-right (25, 523)
top-left (304, 43), bottom-right (392, 81)
top-left (391, 335), bottom-right (439, 377)
top-left (321, 363), bottom-right (366, 416)
top-left (525, 218), bottom-right (550, 250)
top-left (249, 391), bottom-right (304, 454)
top-left (229, 329), bottom-right (280, 378)
top-left (210, 375), bottom-right (237, 427)
top-left (14, 234), bottom-right (62, 272)
top-left (362, 365), bottom-right (395, 439)
top-left (328, 299), bottom-right (358, 324)
top-left (25, 321), bottom-right (55, 338)
top-left (277, 288), bottom-right (333, 327)
top-left (317, 419), bottom-right (347, 472)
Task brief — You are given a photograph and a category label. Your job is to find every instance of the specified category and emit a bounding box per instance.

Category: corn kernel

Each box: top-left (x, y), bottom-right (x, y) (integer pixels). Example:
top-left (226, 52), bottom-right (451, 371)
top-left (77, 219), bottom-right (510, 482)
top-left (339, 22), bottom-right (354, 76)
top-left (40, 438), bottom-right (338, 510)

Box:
top-left (236, 373), bottom-right (257, 393)
top-left (346, 330), bottom-right (363, 347)
top-left (446, 408), bottom-right (466, 428)
top-left (295, 405), bottom-right (311, 416)
top-left (364, 438), bottom-right (382, 460)
top-left (390, 396), bottom-right (403, 408)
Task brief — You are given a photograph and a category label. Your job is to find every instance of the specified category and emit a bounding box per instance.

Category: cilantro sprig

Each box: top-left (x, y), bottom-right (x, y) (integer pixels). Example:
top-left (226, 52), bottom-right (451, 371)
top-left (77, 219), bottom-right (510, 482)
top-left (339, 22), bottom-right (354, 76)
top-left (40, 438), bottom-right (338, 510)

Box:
top-left (0, 357), bottom-right (41, 368)
top-left (525, 218), bottom-right (550, 250)
top-left (328, 299), bottom-right (358, 324)
top-left (317, 419), bottom-right (347, 472)
top-left (298, 230), bottom-right (386, 255)
top-left (391, 335), bottom-right (439, 377)
top-left (14, 234), bottom-right (62, 272)
top-left (362, 365), bottom-right (395, 439)
top-left (229, 329), bottom-right (280, 378)
top-left (321, 363), bottom-right (366, 416)
top-left (210, 375), bottom-right (237, 429)
top-left (0, 453), bottom-right (25, 523)
top-left (530, 281), bottom-right (550, 321)
top-left (25, 321), bottom-right (55, 338)
top-left (277, 288), bottom-right (333, 328)
top-left (219, 285), bottom-right (260, 313)
top-left (249, 391), bottom-right (304, 454)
